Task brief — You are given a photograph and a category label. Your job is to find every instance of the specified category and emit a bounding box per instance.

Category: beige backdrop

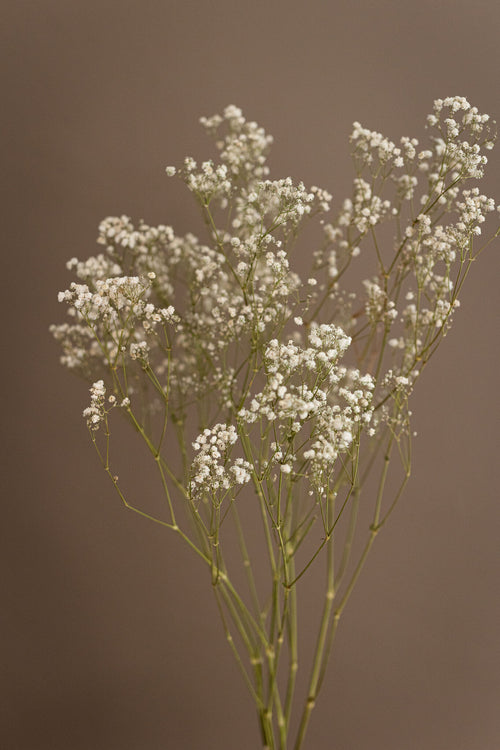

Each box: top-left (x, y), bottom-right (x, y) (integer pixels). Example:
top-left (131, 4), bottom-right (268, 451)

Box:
top-left (2, 1), bottom-right (499, 748)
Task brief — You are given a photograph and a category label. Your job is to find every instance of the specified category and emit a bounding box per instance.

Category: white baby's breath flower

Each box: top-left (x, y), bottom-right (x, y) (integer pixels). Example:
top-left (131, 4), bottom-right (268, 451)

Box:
top-left (53, 99), bottom-right (499, 742)
top-left (83, 380), bottom-right (108, 431)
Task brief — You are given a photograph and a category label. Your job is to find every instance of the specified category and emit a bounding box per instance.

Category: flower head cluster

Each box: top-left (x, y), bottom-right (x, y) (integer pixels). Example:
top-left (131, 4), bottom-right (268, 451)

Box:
top-left (57, 275), bottom-right (151, 323)
top-left (339, 178), bottom-right (392, 234)
top-left (189, 424), bottom-right (252, 502)
top-left (83, 380), bottom-right (107, 431)
top-left (302, 366), bottom-right (375, 493)
top-left (425, 96), bottom-right (495, 181)
top-left (350, 122), bottom-right (405, 169)
top-left (175, 158), bottom-right (232, 205)
top-left (66, 253), bottom-right (123, 282)
top-left (95, 216), bottom-right (176, 297)
top-left (53, 274), bottom-right (178, 383)
top-left (362, 279), bottom-right (397, 326)
top-left (200, 105), bottom-right (274, 183)
top-left (238, 324), bottom-right (374, 492)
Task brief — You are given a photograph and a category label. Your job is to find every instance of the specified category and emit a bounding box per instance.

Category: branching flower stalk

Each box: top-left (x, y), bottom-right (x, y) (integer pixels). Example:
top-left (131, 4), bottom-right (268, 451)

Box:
top-left (52, 97), bottom-right (499, 750)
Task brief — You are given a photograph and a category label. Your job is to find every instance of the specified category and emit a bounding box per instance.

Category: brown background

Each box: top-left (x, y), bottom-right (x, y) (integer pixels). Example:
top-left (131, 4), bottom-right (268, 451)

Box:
top-left (2, 1), bottom-right (499, 748)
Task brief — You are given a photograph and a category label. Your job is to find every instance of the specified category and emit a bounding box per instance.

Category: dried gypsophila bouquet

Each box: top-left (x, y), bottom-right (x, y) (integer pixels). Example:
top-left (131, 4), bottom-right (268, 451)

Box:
top-left (52, 97), bottom-right (499, 750)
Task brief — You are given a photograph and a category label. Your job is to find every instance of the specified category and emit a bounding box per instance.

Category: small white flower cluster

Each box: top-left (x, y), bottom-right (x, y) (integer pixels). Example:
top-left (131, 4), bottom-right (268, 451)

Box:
top-left (82, 380), bottom-right (107, 431)
top-left (167, 105), bottom-right (275, 210)
top-left (362, 279), bottom-right (397, 326)
top-left (309, 184), bottom-right (333, 213)
top-left (238, 324), bottom-right (374, 490)
top-left (455, 188), bottom-right (496, 236)
top-left (97, 214), bottom-right (176, 253)
top-left (54, 274), bottom-right (178, 375)
top-left (384, 180), bottom-right (498, 375)
top-left (429, 96), bottom-right (490, 132)
top-left (129, 340), bottom-right (150, 362)
top-left (340, 178), bottom-right (392, 234)
top-left (426, 97), bottom-right (494, 180)
top-left (82, 380), bottom-right (130, 431)
top-left (66, 254), bottom-right (123, 282)
top-left (57, 276), bottom-right (151, 322)
top-left (301, 367), bottom-right (375, 493)
top-left (200, 104), bottom-right (274, 182)
top-left (253, 178), bottom-right (315, 228)
top-left (315, 212), bottom-right (362, 282)
top-left (262, 324), bottom-right (351, 377)
top-left (50, 321), bottom-right (100, 372)
top-left (175, 158), bottom-right (232, 205)
top-left (394, 172), bottom-right (419, 202)
top-left (189, 424), bottom-right (252, 501)
top-left (350, 122), bottom-right (404, 168)
top-left (96, 216), bottom-right (176, 295)
top-left (228, 177), bottom-right (324, 242)
top-left (350, 122), bottom-right (425, 185)
top-left (97, 214), bottom-right (141, 249)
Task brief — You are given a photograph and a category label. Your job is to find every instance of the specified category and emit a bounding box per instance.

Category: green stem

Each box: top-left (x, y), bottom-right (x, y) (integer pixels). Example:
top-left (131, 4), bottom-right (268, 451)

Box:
top-left (293, 496), bottom-right (336, 750)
